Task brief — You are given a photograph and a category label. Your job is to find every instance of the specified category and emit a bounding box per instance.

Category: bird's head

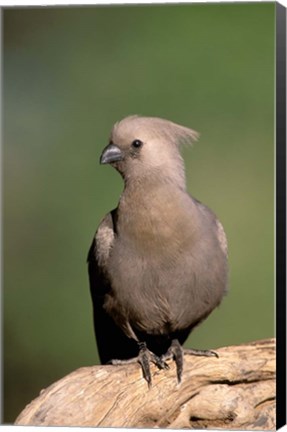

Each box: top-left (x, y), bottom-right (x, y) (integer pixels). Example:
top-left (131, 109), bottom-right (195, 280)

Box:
top-left (100, 115), bottom-right (199, 188)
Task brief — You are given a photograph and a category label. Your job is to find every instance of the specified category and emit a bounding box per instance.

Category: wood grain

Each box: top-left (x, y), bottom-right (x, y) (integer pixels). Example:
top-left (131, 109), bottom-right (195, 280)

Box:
top-left (15, 338), bottom-right (275, 429)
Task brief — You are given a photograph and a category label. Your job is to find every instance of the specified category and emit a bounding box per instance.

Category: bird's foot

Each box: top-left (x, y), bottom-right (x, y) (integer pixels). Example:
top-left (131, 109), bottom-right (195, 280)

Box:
top-left (108, 342), bottom-right (168, 387)
top-left (108, 357), bottom-right (139, 365)
top-left (183, 347), bottom-right (219, 358)
top-left (161, 341), bottom-right (219, 384)
top-left (161, 339), bottom-right (183, 383)
top-left (138, 342), bottom-right (169, 387)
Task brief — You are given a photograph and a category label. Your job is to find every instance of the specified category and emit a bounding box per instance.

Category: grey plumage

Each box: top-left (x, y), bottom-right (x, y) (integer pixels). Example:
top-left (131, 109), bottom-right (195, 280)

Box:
top-left (88, 115), bottom-right (228, 385)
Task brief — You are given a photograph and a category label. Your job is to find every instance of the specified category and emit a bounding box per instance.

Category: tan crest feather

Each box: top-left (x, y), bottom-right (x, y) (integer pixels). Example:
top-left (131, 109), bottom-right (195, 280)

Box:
top-left (114, 115), bottom-right (199, 147)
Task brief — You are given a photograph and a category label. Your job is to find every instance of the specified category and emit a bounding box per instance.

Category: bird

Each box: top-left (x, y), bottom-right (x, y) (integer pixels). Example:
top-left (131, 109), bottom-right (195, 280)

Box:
top-left (87, 115), bottom-right (228, 386)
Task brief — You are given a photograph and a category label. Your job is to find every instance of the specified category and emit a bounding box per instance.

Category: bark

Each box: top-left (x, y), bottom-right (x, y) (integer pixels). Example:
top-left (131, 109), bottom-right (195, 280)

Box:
top-left (15, 338), bottom-right (275, 429)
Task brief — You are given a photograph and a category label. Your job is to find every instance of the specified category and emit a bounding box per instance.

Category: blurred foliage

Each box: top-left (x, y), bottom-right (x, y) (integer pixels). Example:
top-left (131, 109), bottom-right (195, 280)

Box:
top-left (3, 3), bottom-right (274, 423)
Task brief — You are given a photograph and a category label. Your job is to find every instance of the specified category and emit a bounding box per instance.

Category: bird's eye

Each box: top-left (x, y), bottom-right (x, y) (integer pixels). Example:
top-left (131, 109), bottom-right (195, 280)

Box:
top-left (131, 139), bottom-right (143, 149)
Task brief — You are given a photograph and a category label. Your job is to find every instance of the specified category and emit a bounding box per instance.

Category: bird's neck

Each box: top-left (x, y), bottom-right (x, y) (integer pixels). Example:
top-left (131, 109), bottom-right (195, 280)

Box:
top-left (117, 174), bottom-right (195, 250)
top-left (122, 163), bottom-right (187, 193)
top-left (121, 176), bottom-right (186, 207)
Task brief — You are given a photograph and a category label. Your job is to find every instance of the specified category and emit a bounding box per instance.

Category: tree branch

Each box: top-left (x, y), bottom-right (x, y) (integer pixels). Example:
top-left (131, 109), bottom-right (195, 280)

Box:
top-left (15, 338), bottom-right (275, 429)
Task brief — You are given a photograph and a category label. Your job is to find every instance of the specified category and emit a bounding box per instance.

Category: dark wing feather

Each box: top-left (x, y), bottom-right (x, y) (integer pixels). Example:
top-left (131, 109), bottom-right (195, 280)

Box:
top-left (87, 210), bottom-right (138, 363)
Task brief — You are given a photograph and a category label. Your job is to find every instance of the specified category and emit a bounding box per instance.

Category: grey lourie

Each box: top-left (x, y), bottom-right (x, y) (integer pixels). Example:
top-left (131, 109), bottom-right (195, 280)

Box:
top-left (87, 115), bottom-right (228, 386)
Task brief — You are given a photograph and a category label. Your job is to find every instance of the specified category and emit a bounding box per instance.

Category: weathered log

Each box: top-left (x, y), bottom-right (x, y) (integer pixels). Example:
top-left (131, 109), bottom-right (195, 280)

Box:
top-left (15, 338), bottom-right (275, 429)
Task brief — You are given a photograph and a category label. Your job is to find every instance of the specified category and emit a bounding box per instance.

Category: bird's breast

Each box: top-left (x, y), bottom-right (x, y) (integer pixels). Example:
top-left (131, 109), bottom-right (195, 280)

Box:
top-left (117, 190), bottom-right (197, 255)
top-left (105, 189), bottom-right (228, 336)
top-left (106, 231), bottom-right (227, 336)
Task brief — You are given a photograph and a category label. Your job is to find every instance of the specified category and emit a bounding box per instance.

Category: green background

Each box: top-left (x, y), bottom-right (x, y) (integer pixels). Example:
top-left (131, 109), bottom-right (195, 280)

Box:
top-left (3, 3), bottom-right (275, 423)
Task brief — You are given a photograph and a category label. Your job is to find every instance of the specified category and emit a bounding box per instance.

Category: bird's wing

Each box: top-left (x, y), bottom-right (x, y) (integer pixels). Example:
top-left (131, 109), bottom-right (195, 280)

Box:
top-left (87, 210), bottom-right (138, 363)
top-left (215, 219), bottom-right (228, 257)
top-left (88, 211), bottom-right (115, 277)
top-left (192, 196), bottom-right (228, 257)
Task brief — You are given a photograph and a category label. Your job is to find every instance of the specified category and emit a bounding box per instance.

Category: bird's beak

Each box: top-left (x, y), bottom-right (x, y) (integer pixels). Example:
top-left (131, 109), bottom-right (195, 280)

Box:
top-left (100, 144), bottom-right (124, 165)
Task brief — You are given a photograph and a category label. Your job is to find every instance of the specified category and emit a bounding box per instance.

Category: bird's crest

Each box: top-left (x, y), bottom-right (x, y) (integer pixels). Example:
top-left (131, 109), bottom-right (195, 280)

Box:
top-left (114, 115), bottom-right (199, 147)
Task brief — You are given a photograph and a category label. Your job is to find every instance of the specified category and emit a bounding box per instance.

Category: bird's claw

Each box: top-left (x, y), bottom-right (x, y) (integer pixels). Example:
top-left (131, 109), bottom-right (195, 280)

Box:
top-left (161, 341), bottom-right (219, 384)
top-left (183, 348), bottom-right (219, 358)
top-left (109, 342), bottom-right (218, 387)
top-left (161, 339), bottom-right (183, 383)
top-left (137, 342), bottom-right (169, 387)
